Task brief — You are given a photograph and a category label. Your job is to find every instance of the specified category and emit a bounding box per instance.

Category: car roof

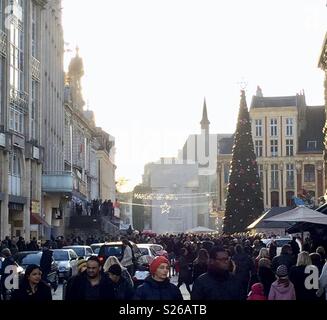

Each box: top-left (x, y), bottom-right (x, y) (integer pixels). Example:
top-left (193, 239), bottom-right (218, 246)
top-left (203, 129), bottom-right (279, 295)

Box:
top-left (90, 243), bottom-right (105, 246)
top-left (15, 251), bottom-right (41, 255)
top-left (137, 244), bottom-right (156, 248)
top-left (63, 245), bottom-right (91, 248)
top-left (100, 241), bottom-right (136, 246)
top-left (53, 249), bottom-right (73, 252)
top-left (101, 242), bottom-right (123, 246)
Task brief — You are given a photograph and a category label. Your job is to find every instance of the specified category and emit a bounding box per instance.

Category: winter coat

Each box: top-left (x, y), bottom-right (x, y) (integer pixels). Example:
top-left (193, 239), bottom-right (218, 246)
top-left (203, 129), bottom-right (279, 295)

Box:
top-left (271, 254), bottom-right (295, 273)
top-left (65, 272), bottom-right (115, 300)
top-left (178, 255), bottom-right (193, 284)
top-left (232, 253), bottom-right (255, 284)
top-left (11, 280), bottom-right (52, 301)
top-left (120, 245), bottom-right (133, 267)
top-left (192, 262), bottom-right (208, 282)
top-left (191, 270), bottom-right (242, 300)
top-left (247, 283), bottom-right (266, 300)
top-left (268, 280), bottom-right (296, 300)
top-left (232, 252), bottom-right (255, 298)
top-left (134, 276), bottom-right (183, 300)
top-left (121, 268), bottom-right (134, 288)
top-left (289, 265), bottom-right (318, 300)
top-left (40, 249), bottom-right (53, 276)
top-left (108, 276), bottom-right (134, 300)
top-left (257, 266), bottom-right (276, 297)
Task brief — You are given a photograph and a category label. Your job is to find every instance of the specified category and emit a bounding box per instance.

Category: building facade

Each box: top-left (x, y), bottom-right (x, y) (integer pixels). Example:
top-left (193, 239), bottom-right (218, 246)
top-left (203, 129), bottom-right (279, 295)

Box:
top-left (178, 99), bottom-right (232, 228)
top-left (62, 50), bottom-right (117, 237)
top-left (0, 0), bottom-right (47, 240)
top-left (142, 158), bottom-right (199, 234)
top-left (95, 128), bottom-right (116, 202)
top-left (318, 33), bottom-right (327, 195)
top-left (217, 88), bottom-right (325, 215)
top-left (40, 0), bottom-right (66, 240)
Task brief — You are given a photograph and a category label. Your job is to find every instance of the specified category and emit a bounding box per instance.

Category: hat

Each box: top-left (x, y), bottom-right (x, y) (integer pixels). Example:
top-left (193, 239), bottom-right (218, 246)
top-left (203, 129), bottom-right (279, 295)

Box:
top-left (108, 264), bottom-right (122, 276)
top-left (1, 248), bottom-right (11, 257)
top-left (149, 256), bottom-right (169, 274)
top-left (77, 258), bottom-right (87, 272)
top-left (276, 265), bottom-right (288, 278)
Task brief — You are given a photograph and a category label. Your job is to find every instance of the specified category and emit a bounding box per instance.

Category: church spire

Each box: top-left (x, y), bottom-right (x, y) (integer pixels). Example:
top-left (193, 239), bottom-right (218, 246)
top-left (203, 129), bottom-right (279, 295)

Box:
top-left (200, 97), bottom-right (210, 131)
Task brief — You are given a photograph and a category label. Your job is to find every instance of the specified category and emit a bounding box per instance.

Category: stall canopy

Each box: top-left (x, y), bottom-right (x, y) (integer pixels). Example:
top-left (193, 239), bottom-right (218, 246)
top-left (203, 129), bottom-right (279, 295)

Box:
top-left (186, 226), bottom-right (217, 234)
top-left (265, 205), bottom-right (327, 225)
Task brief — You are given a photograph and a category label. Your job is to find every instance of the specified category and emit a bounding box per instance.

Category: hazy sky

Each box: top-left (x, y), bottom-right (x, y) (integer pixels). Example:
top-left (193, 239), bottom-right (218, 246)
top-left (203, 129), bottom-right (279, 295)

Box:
top-left (62, 0), bottom-right (327, 192)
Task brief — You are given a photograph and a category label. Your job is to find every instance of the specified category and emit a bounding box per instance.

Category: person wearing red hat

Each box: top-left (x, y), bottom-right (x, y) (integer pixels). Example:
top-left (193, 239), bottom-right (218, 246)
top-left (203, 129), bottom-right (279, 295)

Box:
top-left (134, 256), bottom-right (183, 300)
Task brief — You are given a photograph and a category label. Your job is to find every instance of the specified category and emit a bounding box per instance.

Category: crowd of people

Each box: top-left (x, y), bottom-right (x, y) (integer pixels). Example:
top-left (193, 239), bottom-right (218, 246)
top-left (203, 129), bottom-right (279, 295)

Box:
top-left (1, 232), bottom-right (327, 301)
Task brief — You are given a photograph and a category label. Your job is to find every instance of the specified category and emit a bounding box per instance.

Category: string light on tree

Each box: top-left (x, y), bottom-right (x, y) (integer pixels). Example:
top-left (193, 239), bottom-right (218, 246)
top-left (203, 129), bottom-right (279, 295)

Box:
top-left (223, 90), bottom-right (264, 233)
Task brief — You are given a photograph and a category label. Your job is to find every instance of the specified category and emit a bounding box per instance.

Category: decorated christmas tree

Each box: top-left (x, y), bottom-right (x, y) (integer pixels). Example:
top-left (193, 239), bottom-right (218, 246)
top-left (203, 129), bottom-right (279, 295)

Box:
top-left (223, 90), bottom-right (264, 233)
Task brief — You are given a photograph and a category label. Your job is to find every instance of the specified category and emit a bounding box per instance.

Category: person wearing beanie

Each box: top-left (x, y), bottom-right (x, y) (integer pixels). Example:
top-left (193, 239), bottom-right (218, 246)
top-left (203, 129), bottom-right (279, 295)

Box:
top-left (247, 283), bottom-right (266, 300)
top-left (268, 265), bottom-right (296, 300)
top-left (107, 264), bottom-right (134, 300)
top-left (76, 258), bottom-right (87, 274)
top-left (134, 256), bottom-right (183, 300)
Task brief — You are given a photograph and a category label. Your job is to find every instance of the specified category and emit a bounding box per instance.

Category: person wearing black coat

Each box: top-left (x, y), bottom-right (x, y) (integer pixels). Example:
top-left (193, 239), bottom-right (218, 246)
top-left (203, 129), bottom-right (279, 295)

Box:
top-left (192, 248), bottom-right (209, 282)
top-left (191, 247), bottom-right (242, 300)
top-left (271, 245), bottom-right (295, 273)
top-left (289, 252), bottom-right (318, 300)
top-left (232, 245), bottom-right (255, 299)
top-left (65, 257), bottom-right (115, 300)
top-left (257, 258), bottom-right (275, 297)
top-left (107, 264), bottom-right (134, 300)
top-left (11, 264), bottom-right (52, 301)
top-left (134, 256), bottom-right (183, 300)
top-left (40, 247), bottom-right (53, 282)
top-left (177, 248), bottom-right (193, 294)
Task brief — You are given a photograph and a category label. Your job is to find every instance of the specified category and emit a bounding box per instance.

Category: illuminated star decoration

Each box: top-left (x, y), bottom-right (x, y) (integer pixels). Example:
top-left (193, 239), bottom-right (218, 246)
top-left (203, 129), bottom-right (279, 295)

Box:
top-left (160, 202), bottom-right (171, 214)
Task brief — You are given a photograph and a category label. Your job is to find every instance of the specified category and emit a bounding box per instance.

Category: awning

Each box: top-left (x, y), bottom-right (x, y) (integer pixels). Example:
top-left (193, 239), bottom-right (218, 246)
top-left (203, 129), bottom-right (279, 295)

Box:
top-left (30, 212), bottom-right (50, 227)
top-left (265, 206), bottom-right (327, 225)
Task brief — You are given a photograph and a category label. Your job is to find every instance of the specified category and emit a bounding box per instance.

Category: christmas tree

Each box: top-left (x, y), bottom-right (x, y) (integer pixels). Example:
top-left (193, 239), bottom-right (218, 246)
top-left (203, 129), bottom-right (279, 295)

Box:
top-left (223, 90), bottom-right (264, 233)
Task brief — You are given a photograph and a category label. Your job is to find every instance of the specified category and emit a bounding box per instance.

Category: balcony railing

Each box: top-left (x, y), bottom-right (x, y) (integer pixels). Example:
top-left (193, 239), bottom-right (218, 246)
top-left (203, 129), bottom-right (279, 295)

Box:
top-left (0, 29), bottom-right (7, 57)
top-left (31, 56), bottom-right (41, 81)
top-left (42, 171), bottom-right (73, 193)
top-left (73, 175), bottom-right (87, 197)
top-left (9, 88), bottom-right (29, 112)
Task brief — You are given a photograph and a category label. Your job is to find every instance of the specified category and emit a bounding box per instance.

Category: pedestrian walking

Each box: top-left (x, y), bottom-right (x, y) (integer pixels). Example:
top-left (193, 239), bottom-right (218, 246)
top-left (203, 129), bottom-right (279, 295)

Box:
top-left (134, 256), bottom-right (183, 300)
top-left (11, 264), bottom-right (52, 301)
top-left (268, 265), bottom-right (296, 300)
top-left (247, 283), bottom-right (266, 300)
top-left (191, 246), bottom-right (242, 300)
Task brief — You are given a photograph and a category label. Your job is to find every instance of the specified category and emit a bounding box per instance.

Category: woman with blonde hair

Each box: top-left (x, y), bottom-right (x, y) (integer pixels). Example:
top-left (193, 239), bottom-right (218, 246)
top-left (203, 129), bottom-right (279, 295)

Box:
top-left (254, 248), bottom-right (270, 271)
top-left (103, 256), bottom-right (133, 287)
top-left (289, 251), bottom-right (317, 300)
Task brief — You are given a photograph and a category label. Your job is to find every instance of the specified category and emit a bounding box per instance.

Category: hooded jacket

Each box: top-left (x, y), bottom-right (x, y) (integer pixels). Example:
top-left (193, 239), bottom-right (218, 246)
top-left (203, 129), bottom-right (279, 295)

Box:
top-left (247, 283), bottom-right (266, 300)
top-left (268, 279), bottom-right (296, 300)
top-left (133, 276), bottom-right (183, 300)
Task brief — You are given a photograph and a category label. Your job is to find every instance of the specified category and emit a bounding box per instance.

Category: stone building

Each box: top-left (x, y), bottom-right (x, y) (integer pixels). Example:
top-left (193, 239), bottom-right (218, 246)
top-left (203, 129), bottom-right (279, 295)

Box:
top-left (0, 0), bottom-right (47, 240)
top-left (318, 32), bottom-right (327, 196)
top-left (217, 88), bottom-right (325, 214)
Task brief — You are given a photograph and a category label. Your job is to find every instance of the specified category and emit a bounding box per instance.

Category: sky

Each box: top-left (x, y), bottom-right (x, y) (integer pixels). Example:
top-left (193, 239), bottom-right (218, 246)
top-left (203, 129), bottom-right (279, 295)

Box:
top-left (61, 0), bottom-right (327, 192)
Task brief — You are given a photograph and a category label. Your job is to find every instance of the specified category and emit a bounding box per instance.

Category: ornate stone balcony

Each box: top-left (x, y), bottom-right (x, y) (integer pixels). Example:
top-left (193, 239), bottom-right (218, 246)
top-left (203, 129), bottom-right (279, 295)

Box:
top-left (0, 29), bottom-right (7, 57)
top-left (31, 56), bottom-right (41, 81)
top-left (9, 88), bottom-right (29, 112)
